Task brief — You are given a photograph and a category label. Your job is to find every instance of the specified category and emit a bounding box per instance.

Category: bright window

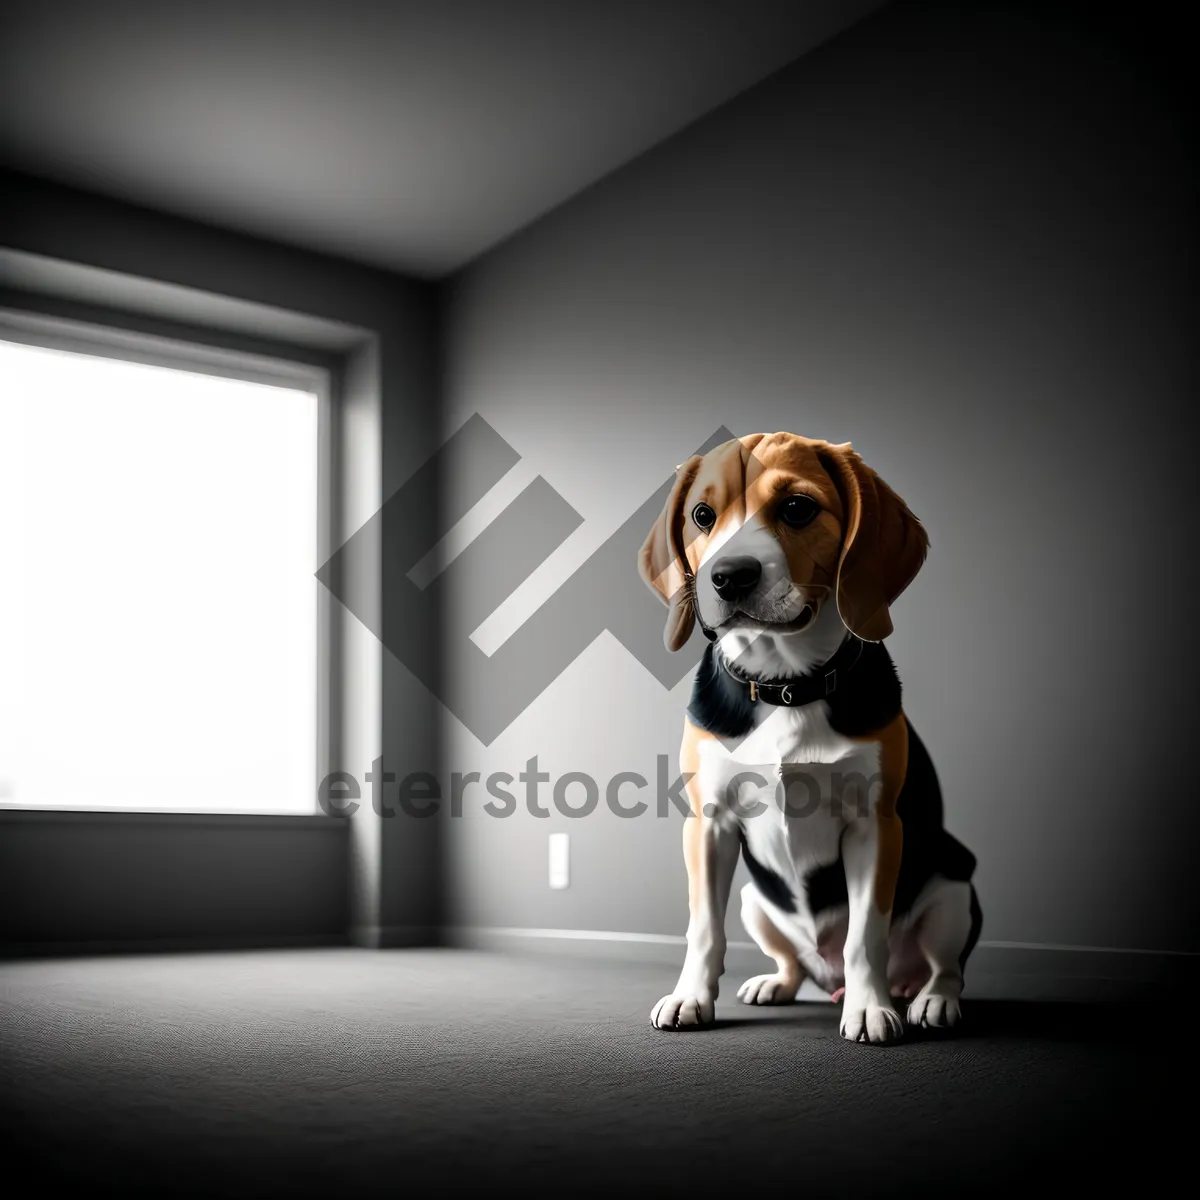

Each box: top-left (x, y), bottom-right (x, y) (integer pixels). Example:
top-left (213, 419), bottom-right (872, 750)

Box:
top-left (0, 333), bottom-right (319, 814)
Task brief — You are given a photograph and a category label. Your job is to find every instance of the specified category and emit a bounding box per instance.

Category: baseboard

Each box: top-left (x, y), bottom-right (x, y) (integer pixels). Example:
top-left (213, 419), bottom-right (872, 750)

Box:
top-left (450, 925), bottom-right (1200, 1002)
top-left (8, 926), bottom-right (1194, 1001)
top-left (350, 923), bottom-right (440, 949)
top-left (0, 931), bottom-right (351, 959)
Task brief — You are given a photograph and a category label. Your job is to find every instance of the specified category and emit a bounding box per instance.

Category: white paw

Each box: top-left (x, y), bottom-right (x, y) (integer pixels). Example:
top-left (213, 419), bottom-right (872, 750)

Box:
top-left (840, 1000), bottom-right (904, 1044)
top-left (907, 991), bottom-right (962, 1029)
top-left (736, 973), bottom-right (799, 1006)
top-left (650, 992), bottom-right (715, 1030)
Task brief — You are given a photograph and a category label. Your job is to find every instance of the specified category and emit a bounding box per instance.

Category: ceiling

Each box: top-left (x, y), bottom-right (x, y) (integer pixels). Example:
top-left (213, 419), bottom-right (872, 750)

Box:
top-left (0, 0), bottom-right (884, 278)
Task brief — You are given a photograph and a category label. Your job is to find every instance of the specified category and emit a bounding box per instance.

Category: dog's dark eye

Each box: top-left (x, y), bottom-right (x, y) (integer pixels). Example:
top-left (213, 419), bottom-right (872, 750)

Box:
top-left (779, 495), bottom-right (820, 529)
top-left (692, 503), bottom-right (716, 531)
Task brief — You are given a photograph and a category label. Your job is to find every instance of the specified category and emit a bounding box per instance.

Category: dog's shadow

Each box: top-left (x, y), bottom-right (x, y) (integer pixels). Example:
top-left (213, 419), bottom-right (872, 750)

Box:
top-left (698, 997), bottom-right (1142, 1046)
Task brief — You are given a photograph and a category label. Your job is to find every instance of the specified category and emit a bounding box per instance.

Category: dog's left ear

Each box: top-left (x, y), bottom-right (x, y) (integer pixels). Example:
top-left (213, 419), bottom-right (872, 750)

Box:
top-left (639, 455), bottom-right (702, 651)
top-left (818, 443), bottom-right (929, 642)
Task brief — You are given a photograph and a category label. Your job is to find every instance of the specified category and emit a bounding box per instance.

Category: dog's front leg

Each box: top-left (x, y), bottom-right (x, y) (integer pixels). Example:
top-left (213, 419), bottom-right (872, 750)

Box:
top-left (839, 814), bottom-right (904, 1043)
top-left (650, 806), bottom-right (738, 1030)
top-left (840, 714), bottom-right (908, 1044)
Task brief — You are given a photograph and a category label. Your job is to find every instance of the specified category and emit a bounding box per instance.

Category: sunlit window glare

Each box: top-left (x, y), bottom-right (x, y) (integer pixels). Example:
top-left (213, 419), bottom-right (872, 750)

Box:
top-left (0, 338), bottom-right (318, 814)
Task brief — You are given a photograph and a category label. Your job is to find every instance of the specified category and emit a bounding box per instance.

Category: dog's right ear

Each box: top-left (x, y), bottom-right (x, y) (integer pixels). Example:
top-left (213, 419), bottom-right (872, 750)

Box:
top-left (817, 442), bottom-right (929, 642)
top-left (639, 455), bottom-right (702, 651)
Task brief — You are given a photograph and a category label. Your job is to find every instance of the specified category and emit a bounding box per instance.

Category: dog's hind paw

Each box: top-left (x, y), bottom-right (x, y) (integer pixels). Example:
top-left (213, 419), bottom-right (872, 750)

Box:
top-left (907, 990), bottom-right (962, 1029)
top-left (736, 974), bottom-right (799, 1005)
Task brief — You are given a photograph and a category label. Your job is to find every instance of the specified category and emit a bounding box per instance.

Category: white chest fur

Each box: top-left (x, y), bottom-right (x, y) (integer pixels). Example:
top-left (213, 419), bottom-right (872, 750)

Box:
top-left (696, 700), bottom-right (880, 916)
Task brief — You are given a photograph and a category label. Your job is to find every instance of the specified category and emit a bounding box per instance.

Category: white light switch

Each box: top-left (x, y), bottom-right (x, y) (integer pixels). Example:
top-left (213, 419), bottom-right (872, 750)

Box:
top-left (549, 833), bottom-right (570, 889)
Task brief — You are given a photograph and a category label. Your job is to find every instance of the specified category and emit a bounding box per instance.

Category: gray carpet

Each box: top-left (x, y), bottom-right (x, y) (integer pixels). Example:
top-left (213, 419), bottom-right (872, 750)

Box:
top-left (0, 948), bottom-right (1183, 1196)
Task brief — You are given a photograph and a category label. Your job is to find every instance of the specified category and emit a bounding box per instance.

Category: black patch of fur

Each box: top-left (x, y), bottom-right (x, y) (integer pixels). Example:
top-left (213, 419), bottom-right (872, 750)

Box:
top-left (803, 859), bottom-right (847, 914)
top-left (738, 829), bottom-right (796, 913)
top-left (824, 641), bottom-right (902, 738)
top-left (686, 644), bottom-right (757, 738)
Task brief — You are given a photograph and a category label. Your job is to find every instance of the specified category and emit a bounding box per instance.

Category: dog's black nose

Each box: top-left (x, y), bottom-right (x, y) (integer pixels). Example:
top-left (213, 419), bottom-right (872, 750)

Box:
top-left (710, 555), bottom-right (762, 601)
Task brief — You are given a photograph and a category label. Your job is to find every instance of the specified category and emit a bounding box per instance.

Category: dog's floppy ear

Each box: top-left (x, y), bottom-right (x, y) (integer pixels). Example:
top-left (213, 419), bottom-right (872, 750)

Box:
top-left (639, 455), bottom-right (702, 651)
top-left (818, 443), bottom-right (929, 642)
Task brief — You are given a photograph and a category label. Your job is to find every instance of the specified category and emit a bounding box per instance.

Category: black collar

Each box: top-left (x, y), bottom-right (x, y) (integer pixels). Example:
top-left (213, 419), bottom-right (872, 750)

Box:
top-left (715, 635), bottom-right (865, 706)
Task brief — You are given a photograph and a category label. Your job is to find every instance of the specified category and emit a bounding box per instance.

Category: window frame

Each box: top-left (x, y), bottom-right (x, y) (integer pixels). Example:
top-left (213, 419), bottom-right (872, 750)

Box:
top-left (0, 305), bottom-right (335, 818)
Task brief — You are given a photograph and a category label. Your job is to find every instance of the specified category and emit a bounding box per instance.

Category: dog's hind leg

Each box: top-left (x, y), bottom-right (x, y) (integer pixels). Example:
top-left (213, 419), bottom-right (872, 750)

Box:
top-left (904, 877), bottom-right (979, 1029)
top-left (736, 884), bottom-right (804, 1005)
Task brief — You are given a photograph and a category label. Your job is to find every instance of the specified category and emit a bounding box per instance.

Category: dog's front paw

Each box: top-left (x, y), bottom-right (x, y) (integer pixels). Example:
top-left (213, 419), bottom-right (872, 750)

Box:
top-left (907, 990), bottom-right (962, 1029)
top-left (736, 973), bottom-right (799, 1006)
top-left (839, 999), bottom-right (904, 1044)
top-left (650, 991), bottom-right (715, 1030)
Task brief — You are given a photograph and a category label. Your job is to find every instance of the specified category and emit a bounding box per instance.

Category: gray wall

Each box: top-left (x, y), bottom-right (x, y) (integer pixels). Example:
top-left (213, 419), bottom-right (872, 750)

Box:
top-left (441, 0), bottom-right (1198, 954)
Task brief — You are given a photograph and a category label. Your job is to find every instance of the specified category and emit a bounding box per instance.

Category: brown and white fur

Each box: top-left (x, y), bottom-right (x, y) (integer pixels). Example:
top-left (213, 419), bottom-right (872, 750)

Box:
top-left (638, 432), bottom-right (980, 1044)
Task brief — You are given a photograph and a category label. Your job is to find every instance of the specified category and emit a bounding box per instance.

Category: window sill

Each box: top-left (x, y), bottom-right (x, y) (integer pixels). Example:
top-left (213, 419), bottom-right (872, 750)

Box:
top-left (0, 807), bottom-right (349, 829)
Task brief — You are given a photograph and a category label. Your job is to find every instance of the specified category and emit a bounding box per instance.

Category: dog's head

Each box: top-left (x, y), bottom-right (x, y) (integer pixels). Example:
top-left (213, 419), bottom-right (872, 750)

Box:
top-left (639, 432), bottom-right (928, 652)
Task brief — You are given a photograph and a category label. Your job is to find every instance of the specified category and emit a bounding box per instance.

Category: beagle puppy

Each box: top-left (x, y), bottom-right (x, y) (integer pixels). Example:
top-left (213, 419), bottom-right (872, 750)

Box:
top-left (639, 433), bottom-right (980, 1043)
